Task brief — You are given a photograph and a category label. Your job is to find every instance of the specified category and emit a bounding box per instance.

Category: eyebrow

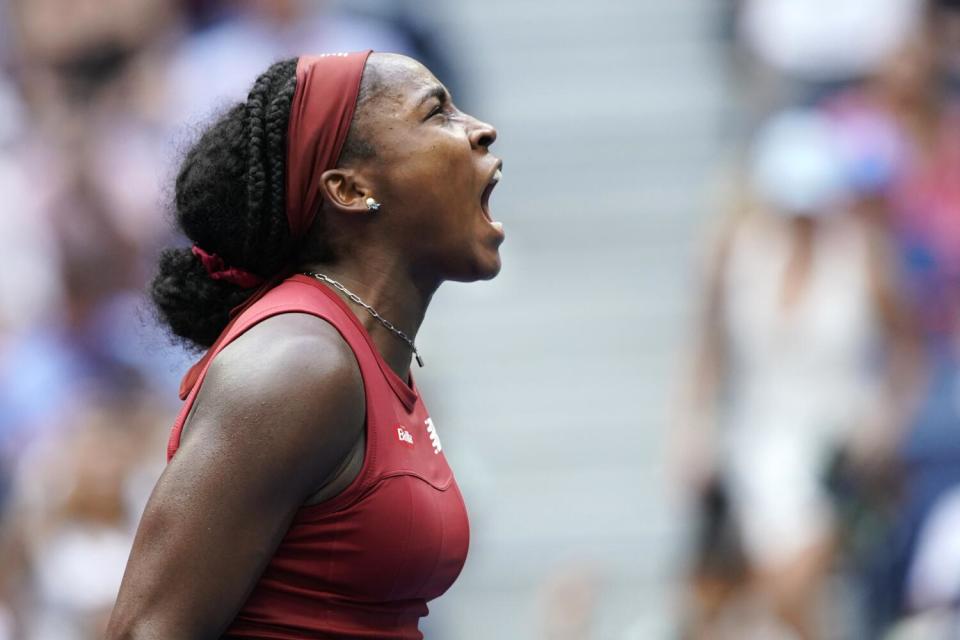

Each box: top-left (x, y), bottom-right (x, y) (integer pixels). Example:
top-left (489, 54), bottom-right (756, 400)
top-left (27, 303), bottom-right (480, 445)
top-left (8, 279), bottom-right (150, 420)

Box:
top-left (416, 84), bottom-right (449, 109)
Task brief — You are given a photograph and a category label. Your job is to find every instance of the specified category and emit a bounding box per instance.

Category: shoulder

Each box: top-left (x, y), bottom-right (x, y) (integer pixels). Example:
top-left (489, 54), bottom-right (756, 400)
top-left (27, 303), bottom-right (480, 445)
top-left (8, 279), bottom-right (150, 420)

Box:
top-left (212, 311), bottom-right (362, 398)
top-left (179, 312), bottom-right (365, 498)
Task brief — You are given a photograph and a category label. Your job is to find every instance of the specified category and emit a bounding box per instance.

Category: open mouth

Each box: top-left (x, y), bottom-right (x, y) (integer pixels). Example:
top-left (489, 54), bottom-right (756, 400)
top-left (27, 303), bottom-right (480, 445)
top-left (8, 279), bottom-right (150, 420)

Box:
top-left (480, 165), bottom-right (502, 227)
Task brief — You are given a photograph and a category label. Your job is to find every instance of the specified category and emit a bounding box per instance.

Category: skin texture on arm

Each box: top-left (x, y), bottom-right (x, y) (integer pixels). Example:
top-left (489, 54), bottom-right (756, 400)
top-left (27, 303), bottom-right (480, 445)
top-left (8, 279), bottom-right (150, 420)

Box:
top-left (106, 313), bottom-right (365, 640)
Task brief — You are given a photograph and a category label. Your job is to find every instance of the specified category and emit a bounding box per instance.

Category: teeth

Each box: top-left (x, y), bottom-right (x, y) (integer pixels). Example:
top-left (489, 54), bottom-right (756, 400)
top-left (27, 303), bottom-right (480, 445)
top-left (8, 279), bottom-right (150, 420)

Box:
top-left (490, 168), bottom-right (502, 184)
top-left (491, 221), bottom-right (503, 231)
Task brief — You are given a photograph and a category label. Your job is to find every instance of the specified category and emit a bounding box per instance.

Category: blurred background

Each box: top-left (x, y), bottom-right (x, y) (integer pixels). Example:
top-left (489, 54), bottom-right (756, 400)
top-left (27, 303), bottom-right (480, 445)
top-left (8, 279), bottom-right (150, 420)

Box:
top-left (1, 0), bottom-right (960, 638)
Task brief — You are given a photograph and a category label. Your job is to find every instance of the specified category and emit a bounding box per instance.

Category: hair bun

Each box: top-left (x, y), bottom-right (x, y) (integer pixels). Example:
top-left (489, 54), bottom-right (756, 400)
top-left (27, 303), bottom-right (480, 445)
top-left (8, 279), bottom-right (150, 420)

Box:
top-left (151, 247), bottom-right (249, 348)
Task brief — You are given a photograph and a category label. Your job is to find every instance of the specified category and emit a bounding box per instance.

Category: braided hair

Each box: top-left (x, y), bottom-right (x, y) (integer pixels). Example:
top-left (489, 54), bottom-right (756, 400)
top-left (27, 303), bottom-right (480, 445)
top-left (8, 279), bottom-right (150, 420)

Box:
top-left (151, 57), bottom-right (381, 349)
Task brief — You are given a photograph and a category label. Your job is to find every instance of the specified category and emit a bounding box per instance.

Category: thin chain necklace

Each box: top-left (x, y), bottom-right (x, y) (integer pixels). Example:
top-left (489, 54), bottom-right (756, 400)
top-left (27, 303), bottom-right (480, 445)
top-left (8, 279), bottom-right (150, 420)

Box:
top-left (302, 271), bottom-right (424, 367)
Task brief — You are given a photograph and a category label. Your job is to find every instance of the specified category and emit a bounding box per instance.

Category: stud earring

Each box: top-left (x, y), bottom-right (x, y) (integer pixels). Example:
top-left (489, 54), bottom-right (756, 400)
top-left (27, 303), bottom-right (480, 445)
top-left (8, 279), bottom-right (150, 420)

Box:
top-left (365, 197), bottom-right (381, 212)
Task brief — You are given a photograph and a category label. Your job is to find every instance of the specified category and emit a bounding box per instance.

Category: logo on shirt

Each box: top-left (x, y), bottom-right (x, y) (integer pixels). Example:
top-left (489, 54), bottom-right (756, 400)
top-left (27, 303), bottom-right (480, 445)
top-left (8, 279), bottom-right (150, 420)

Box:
top-left (397, 426), bottom-right (414, 446)
top-left (425, 418), bottom-right (442, 455)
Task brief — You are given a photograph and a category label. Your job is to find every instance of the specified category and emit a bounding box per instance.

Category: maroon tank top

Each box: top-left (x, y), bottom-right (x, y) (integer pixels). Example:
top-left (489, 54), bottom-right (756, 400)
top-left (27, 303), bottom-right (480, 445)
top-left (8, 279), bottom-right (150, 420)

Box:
top-left (167, 274), bottom-right (470, 639)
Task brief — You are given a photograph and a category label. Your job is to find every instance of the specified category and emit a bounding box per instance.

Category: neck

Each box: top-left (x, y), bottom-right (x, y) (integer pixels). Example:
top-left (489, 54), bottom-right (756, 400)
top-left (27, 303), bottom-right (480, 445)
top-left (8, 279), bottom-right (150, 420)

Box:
top-left (298, 253), bottom-right (437, 380)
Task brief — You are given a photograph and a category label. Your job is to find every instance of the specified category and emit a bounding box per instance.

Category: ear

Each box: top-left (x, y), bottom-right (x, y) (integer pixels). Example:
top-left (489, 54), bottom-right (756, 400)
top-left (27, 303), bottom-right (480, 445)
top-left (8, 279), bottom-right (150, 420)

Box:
top-left (319, 168), bottom-right (375, 215)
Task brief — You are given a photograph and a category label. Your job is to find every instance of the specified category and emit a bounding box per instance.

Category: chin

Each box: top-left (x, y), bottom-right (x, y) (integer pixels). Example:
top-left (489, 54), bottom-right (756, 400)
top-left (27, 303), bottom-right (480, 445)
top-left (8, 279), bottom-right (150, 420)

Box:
top-left (476, 261), bottom-right (502, 281)
top-left (448, 251), bottom-right (502, 283)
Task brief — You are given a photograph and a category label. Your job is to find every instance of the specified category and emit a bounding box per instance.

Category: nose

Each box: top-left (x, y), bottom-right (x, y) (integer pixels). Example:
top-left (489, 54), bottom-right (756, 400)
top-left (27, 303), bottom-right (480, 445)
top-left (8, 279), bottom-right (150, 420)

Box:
top-left (467, 116), bottom-right (497, 150)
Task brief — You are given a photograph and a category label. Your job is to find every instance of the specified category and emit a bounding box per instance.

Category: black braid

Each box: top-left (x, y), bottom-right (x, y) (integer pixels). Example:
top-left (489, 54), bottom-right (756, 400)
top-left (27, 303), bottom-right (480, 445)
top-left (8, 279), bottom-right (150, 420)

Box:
top-left (243, 70), bottom-right (272, 256)
top-left (262, 68), bottom-right (298, 257)
top-left (150, 56), bottom-right (381, 349)
top-left (151, 59), bottom-right (298, 349)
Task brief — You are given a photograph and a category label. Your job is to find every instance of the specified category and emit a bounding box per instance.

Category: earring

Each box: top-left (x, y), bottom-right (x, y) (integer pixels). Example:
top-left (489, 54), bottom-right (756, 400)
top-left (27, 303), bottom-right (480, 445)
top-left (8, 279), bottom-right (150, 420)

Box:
top-left (365, 197), bottom-right (381, 212)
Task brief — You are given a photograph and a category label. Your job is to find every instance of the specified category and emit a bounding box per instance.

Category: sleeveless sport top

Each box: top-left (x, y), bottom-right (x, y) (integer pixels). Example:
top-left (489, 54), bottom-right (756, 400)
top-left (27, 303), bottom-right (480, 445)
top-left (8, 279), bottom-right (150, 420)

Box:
top-left (167, 274), bottom-right (470, 639)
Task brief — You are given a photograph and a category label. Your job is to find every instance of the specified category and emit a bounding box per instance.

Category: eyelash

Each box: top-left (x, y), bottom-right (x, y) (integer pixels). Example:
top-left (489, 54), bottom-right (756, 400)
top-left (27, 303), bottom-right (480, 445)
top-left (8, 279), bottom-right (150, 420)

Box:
top-left (429, 103), bottom-right (447, 120)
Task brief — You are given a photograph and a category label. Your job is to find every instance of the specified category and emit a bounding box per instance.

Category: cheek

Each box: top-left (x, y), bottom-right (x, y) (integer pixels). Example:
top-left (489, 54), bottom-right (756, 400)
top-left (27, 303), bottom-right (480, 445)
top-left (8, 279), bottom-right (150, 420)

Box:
top-left (388, 148), bottom-right (474, 220)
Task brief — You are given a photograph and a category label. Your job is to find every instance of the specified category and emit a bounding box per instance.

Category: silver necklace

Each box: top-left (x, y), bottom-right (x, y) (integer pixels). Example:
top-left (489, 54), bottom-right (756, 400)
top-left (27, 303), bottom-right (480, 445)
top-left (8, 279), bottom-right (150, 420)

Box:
top-left (303, 271), bottom-right (424, 367)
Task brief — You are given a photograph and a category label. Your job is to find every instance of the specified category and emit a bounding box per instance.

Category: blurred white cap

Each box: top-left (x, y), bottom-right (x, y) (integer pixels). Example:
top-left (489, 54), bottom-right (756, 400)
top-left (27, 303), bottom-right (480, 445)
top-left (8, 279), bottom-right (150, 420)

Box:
top-left (750, 109), bottom-right (847, 216)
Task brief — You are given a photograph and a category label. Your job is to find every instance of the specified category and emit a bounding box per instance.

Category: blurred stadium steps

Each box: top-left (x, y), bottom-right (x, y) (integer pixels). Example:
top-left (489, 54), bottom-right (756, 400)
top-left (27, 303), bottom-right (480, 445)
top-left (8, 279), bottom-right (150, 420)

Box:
top-left (410, 0), bottom-right (727, 637)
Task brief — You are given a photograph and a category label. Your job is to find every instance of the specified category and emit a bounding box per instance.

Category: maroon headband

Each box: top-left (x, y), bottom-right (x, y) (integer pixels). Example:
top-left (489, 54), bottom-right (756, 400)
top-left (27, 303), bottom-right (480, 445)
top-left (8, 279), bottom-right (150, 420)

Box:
top-left (179, 50), bottom-right (373, 400)
top-left (286, 50), bottom-right (373, 240)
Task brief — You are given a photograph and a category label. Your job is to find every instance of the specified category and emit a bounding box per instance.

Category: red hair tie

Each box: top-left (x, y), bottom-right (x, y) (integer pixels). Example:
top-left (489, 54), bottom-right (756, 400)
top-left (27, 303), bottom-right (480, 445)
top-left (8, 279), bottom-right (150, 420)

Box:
top-left (191, 245), bottom-right (264, 289)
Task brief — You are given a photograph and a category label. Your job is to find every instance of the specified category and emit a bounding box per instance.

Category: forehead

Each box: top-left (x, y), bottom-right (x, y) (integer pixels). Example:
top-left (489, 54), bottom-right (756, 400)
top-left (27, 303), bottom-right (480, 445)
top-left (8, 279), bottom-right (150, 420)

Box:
top-left (367, 53), bottom-right (444, 107)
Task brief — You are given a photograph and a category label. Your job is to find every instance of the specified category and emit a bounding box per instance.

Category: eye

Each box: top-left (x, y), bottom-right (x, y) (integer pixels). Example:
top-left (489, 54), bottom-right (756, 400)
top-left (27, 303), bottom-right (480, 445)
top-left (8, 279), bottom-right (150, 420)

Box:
top-left (428, 103), bottom-right (445, 119)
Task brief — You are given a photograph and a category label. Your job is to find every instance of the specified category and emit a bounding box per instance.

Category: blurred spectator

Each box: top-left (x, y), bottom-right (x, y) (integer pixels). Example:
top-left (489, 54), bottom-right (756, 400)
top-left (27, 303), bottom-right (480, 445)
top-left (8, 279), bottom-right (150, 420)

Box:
top-left (166, 0), bottom-right (418, 123)
top-left (723, 0), bottom-right (926, 135)
top-left (0, 394), bottom-right (166, 639)
top-left (675, 108), bottom-right (916, 640)
top-left (739, 0), bottom-right (923, 84)
top-left (821, 6), bottom-right (960, 634)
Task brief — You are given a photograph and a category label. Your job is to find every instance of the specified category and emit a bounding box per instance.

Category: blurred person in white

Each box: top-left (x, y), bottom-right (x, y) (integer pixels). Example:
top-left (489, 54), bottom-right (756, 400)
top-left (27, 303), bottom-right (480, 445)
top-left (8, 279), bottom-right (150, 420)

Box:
top-left (676, 109), bottom-right (916, 639)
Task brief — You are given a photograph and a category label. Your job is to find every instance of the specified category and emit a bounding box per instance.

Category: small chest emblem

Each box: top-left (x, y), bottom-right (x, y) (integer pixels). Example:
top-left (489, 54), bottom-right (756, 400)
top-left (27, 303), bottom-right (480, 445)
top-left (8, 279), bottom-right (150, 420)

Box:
top-left (396, 426), bottom-right (414, 446)
top-left (425, 418), bottom-right (442, 455)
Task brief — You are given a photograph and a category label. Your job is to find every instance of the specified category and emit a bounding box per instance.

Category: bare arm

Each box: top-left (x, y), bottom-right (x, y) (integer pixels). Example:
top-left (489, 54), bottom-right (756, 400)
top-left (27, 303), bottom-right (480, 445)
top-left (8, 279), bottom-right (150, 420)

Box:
top-left (106, 313), bottom-right (364, 639)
